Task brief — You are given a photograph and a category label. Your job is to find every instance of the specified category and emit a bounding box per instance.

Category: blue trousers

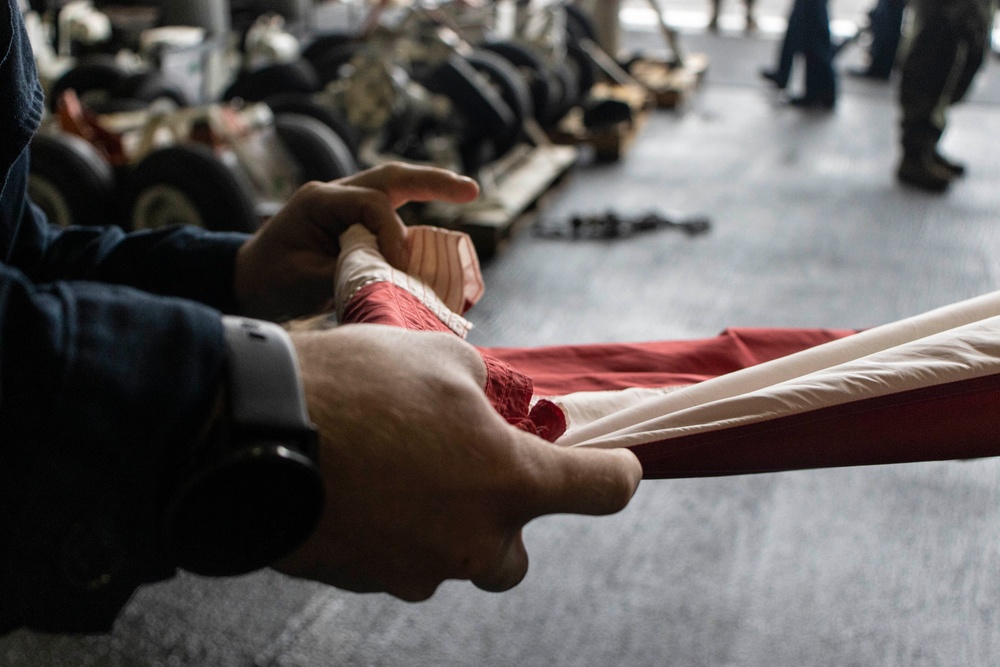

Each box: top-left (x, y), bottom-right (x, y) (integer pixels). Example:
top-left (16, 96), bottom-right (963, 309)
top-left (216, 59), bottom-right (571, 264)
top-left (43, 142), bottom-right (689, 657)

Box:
top-left (866, 0), bottom-right (907, 77)
top-left (769, 0), bottom-right (837, 100)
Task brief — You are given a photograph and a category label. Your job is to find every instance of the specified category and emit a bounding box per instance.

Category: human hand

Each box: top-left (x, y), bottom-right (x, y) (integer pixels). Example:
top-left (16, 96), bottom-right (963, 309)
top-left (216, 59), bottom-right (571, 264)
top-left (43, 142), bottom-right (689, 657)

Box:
top-left (234, 163), bottom-right (479, 321)
top-left (274, 324), bottom-right (643, 600)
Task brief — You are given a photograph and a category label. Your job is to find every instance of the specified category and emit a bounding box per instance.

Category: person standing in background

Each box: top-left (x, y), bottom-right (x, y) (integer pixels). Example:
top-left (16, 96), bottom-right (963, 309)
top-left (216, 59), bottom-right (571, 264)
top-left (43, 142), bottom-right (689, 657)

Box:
top-left (896, 0), bottom-right (993, 191)
top-left (849, 0), bottom-right (908, 80)
top-left (708, 0), bottom-right (758, 32)
top-left (759, 0), bottom-right (837, 110)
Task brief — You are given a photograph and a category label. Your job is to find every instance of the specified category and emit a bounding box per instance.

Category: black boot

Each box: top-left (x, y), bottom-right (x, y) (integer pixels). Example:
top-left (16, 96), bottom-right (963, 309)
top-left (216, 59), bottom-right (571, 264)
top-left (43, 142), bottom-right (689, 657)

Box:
top-left (896, 151), bottom-right (956, 193)
top-left (933, 151), bottom-right (966, 178)
top-left (788, 94), bottom-right (836, 110)
top-left (759, 68), bottom-right (786, 88)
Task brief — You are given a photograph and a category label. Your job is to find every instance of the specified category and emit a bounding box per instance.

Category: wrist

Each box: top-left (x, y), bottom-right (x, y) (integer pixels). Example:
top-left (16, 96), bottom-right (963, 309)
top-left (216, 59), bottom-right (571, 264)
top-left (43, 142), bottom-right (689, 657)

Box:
top-left (161, 316), bottom-right (324, 576)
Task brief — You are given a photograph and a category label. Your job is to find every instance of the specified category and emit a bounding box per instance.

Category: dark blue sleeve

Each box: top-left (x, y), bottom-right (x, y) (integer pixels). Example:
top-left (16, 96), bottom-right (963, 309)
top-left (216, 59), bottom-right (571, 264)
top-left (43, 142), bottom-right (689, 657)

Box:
top-left (10, 200), bottom-right (249, 315)
top-left (0, 165), bottom-right (240, 634)
top-left (0, 151), bottom-right (236, 634)
top-left (0, 0), bottom-right (248, 633)
top-left (0, 250), bottom-right (227, 633)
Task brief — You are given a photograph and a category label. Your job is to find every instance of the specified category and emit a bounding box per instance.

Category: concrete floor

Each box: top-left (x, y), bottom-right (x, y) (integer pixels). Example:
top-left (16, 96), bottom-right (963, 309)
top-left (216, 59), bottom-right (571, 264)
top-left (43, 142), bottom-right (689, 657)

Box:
top-left (6, 21), bottom-right (1000, 667)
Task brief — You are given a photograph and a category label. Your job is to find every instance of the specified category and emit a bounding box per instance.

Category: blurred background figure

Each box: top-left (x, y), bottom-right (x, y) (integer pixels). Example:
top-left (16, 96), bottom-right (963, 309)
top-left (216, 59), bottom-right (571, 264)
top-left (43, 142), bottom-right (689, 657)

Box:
top-left (759, 0), bottom-right (837, 109)
top-left (896, 0), bottom-right (994, 191)
top-left (849, 0), bottom-right (907, 80)
top-left (708, 0), bottom-right (758, 32)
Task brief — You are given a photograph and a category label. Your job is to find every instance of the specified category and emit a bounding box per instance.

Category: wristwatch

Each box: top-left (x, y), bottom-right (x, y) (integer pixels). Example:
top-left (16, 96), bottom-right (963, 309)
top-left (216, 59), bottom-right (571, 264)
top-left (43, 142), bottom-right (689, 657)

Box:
top-left (161, 316), bottom-right (325, 577)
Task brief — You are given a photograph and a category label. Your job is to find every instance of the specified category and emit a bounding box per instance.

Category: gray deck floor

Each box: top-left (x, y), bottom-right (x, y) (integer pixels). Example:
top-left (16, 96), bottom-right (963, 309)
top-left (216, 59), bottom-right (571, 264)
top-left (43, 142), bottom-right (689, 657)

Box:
top-left (7, 25), bottom-right (1000, 667)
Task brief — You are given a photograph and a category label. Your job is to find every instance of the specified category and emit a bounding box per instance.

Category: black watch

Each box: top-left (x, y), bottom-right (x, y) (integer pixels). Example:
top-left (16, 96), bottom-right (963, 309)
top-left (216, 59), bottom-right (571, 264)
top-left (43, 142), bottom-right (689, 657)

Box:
top-left (162, 317), bottom-right (324, 577)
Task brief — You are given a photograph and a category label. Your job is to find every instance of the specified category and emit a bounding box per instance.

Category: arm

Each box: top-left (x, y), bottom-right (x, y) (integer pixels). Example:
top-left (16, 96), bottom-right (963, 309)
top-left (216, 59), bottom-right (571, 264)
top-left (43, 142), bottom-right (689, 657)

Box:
top-left (8, 185), bottom-right (247, 314)
top-left (3, 0), bottom-right (634, 635)
top-left (17, 162), bottom-right (480, 321)
top-left (0, 3), bottom-right (233, 632)
top-left (0, 248), bottom-right (227, 633)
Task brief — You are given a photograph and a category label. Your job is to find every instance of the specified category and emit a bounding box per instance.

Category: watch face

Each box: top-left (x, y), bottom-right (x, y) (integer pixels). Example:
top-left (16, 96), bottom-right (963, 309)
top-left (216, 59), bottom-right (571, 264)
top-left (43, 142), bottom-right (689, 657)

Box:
top-left (164, 442), bottom-right (323, 576)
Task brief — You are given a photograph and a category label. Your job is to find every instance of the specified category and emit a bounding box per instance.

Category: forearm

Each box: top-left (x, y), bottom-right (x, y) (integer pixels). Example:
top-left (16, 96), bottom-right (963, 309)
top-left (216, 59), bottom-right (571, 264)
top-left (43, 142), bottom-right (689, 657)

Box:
top-left (5, 147), bottom-right (250, 315)
top-left (16, 221), bottom-right (249, 314)
top-left (0, 263), bottom-right (226, 633)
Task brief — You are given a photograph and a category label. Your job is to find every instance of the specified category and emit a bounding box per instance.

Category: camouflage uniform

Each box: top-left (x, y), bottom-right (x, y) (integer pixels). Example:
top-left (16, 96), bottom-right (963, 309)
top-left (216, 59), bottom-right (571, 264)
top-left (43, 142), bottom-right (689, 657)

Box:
top-left (897, 0), bottom-right (995, 190)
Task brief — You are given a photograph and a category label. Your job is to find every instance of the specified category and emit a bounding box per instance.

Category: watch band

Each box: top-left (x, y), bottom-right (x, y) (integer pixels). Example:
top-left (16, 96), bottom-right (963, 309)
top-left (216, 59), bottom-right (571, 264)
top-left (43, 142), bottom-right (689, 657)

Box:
top-left (221, 316), bottom-right (314, 437)
top-left (162, 317), bottom-right (324, 577)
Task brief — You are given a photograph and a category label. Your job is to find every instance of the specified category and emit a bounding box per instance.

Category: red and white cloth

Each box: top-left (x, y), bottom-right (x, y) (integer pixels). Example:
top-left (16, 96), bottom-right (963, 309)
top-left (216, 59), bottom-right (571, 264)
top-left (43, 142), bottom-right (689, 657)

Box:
top-left (334, 224), bottom-right (1000, 479)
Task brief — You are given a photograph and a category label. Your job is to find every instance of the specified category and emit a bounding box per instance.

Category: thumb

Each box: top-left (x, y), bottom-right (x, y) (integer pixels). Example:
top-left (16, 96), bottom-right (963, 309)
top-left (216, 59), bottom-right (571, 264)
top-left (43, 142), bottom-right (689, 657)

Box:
top-left (515, 436), bottom-right (643, 521)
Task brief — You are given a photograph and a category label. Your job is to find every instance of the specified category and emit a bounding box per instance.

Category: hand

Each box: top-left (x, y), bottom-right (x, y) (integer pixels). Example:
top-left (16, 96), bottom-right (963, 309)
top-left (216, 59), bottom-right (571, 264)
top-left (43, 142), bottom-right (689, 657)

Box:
top-left (274, 324), bottom-right (643, 601)
top-left (234, 163), bottom-right (480, 321)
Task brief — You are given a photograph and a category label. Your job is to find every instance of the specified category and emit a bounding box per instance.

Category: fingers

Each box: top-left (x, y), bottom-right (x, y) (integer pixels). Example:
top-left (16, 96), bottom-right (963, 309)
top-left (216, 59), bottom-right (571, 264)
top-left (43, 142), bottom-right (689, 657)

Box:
top-left (515, 436), bottom-right (644, 521)
top-left (301, 163), bottom-right (479, 268)
top-left (339, 162), bottom-right (480, 209)
top-left (338, 163), bottom-right (478, 265)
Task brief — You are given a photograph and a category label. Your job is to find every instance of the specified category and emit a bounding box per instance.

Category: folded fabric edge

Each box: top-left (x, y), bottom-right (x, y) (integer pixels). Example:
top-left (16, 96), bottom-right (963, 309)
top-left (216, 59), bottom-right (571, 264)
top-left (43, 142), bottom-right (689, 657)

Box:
top-left (628, 372), bottom-right (1000, 479)
top-left (335, 225), bottom-right (474, 337)
top-left (556, 307), bottom-right (1000, 448)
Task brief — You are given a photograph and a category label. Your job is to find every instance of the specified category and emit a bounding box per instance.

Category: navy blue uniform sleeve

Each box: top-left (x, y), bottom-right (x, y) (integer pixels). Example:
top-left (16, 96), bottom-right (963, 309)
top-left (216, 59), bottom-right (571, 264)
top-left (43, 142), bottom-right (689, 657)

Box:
top-left (0, 251), bottom-right (226, 633)
top-left (0, 0), bottom-right (253, 633)
top-left (0, 156), bottom-right (238, 633)
top-left (0, 153), bottom-right (237, 634)
top-left (3, 125), bottom-right (248, 313)
top-left (11, 205), bottom-right (248, 315)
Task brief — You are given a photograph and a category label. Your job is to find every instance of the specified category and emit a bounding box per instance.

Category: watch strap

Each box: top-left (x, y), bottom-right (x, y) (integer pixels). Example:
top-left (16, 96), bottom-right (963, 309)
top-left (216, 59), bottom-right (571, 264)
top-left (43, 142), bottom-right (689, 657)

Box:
top-left (161, 317), bottom-right (324, 577)
top-left (221, 316), bottom-right (313, 435)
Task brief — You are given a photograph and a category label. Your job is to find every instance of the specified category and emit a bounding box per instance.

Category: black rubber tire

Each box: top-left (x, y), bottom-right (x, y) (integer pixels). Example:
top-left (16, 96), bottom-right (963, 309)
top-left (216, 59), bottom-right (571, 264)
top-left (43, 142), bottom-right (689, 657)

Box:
top-left (125, 144), bottom-right (259, 232)
top-left (48, 57), bottom-right (129, 113)
top-left (301, 32), bottom-right (356, 69)
top-left (420, 55), bottom-right (517, 171)
top-left (28, 132), bottom-right (118, 228)
top-left (311, 42), bottom-right (364, 85)
top-left (478, 40), bottom-right (558, 125)
top-left (464, 49), bottom-right (533, 156)
top-left (223, 60), bottom-right (321, 103)
top-left (421, 55), bottom-right (515, 138)
top-left (114, 70), bottom-right (189, 107)
top-left (264, 92), bottom-right (361, 158)
top-left (275, 112), bottom-right (357, 182)
top-left (561, 0), bottom-right (600, 103)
